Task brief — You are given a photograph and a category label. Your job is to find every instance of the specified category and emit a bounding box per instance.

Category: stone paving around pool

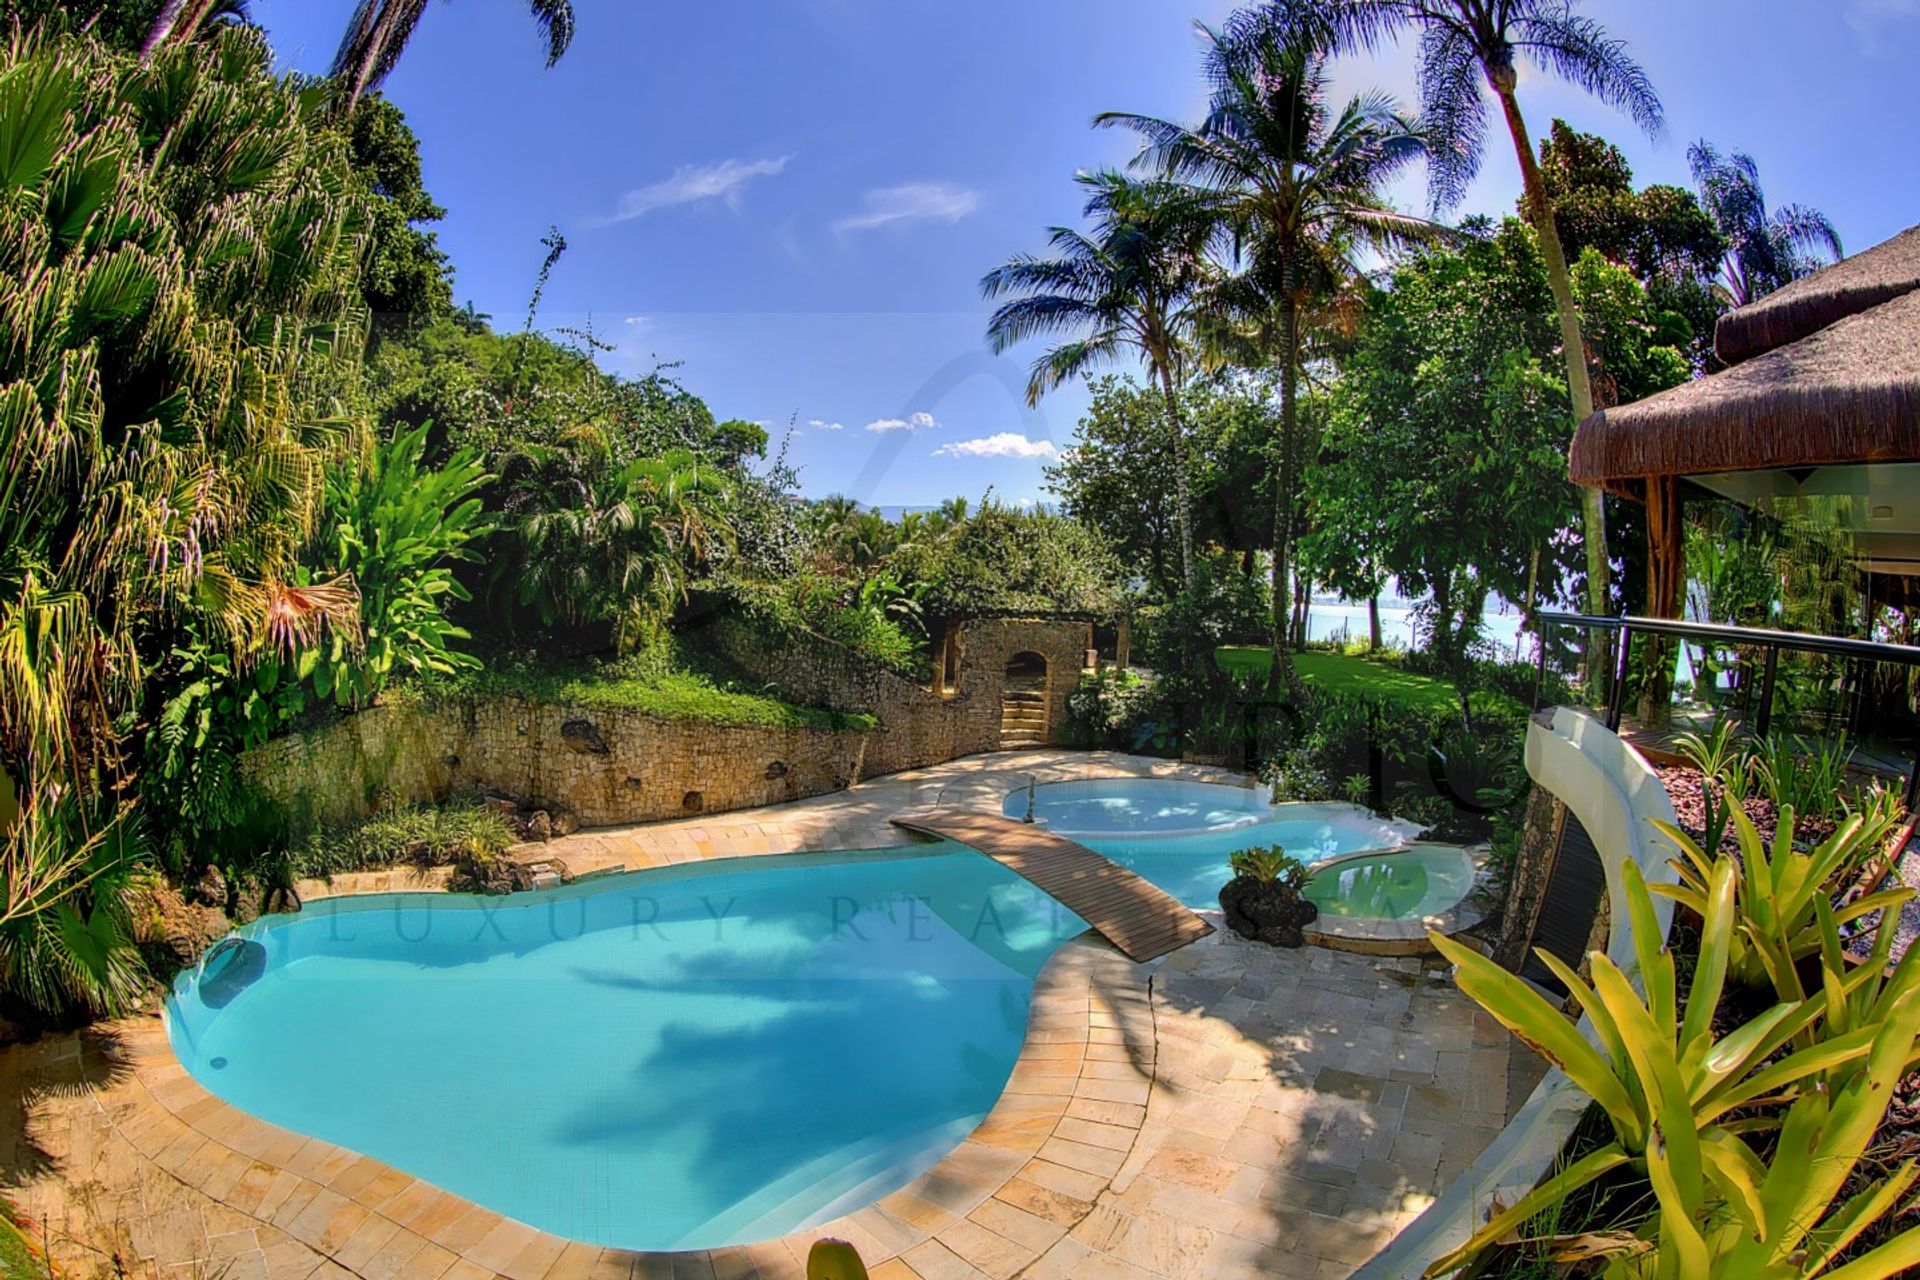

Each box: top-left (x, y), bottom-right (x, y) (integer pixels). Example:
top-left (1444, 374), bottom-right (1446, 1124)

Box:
top-left (1, 750), bottom-right (1540, 1280)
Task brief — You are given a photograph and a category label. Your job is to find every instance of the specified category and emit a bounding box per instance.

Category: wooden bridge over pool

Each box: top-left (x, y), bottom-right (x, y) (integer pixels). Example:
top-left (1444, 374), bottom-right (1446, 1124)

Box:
top-left (889, 809), bottom-right (1214, 962)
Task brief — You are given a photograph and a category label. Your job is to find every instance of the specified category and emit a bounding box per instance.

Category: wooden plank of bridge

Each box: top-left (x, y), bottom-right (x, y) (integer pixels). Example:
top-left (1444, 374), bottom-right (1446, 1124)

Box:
top-left (889, 809), bottom-right (1214, 962)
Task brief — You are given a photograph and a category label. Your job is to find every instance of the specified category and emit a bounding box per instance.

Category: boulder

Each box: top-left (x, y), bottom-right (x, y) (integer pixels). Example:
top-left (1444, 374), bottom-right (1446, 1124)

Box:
top-left (189, 865), bottom-right (227, 909)
top-left (560, 718), bottom-right (610, 755)
top-left (127, 873), bottom-right (231, 970)
top-left (447, 848), bottom-right (513, 895)
top-left (1218, 877), bottom-right (1319, 949)
top-left (523, 810), bottom-right (553, 842)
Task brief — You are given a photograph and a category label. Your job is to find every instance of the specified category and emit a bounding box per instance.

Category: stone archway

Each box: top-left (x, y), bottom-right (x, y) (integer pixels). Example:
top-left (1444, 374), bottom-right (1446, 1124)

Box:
top-left (1001, 650), bottom-right (1050, 747)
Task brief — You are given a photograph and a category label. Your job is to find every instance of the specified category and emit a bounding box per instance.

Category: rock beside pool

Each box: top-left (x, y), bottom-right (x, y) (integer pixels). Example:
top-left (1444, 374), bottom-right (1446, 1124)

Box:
top-left (1218, 877), bottom-right (1319, 948)
top-left (479, 790), bottom-right (579, 842)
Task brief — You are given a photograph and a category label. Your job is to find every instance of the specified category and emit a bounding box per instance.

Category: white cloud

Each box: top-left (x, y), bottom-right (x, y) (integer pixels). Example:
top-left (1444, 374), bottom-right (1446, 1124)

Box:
top-left (607, 156), bottom-right (792, 222)
top-left (807, 418), bottom-right (844, 431)
top-left (932, 432), bottom-right (1057, 459)
top-left (834, 183), bottom-right (981, 233)
top-left (1849, 0), bottom-right (1918, 36)
top-left (622, 315), bottom-right (651, 329)
top-left (866, 411), bottom-right (939, 433)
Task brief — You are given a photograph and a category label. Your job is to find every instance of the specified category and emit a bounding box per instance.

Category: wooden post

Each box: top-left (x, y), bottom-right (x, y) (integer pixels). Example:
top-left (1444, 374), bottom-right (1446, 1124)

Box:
top-left (1115, 616), bottom-right (1132, 670)
top-left (1639, 475), bottom-right (1685, 723)
top-left (1645, 476), bottom-right (1685, 619)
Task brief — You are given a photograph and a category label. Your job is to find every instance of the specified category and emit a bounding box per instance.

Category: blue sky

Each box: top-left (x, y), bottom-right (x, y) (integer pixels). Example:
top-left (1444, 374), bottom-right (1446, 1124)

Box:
top-left (252, 0), bottom-right (1920, 506)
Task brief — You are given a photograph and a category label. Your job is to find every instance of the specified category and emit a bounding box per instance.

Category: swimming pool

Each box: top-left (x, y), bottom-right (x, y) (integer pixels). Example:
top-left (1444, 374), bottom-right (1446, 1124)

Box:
top-left (1303, 846), bottom-right (1480, 922)
top-left (1007, 779), bottom-right (1420, 910)
top-left (1004, 778), bottom-right (1273, 836)
top-left (166, 850), bottom-right (1087, 1251)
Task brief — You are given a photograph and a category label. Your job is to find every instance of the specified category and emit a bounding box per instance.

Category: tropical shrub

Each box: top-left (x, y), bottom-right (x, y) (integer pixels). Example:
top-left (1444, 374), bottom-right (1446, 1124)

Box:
top-left (1427, 858), bottom-right (1907, 1276)
top-left (1650, 802), bottom-right (1907, 1004)
top-left (791, 573), bottom-right (927, 676)
top-left (1750, 732), bottom-right (1854, 824)
top-left (1064, 669), bottom-right (1176, 753)
top-left (1227, 846), bottom-right (1311, 891)
top-left (1131, 558), bottom-right (1271, 676)
top-left (1672, 716), bottom-right (1754, 851)
top-left (493, 443), bottom-right (731, 652)
top-left (0, 25), bottom-right (372, 1017)
top-left (1220, 844), bottom-right (1317, 947)
top-left (291, 803), bottom-right (516, 879)
top-left (0, 795), bottom-right (147, 1019)
top-left (310, 422), bottom-right (492, 705)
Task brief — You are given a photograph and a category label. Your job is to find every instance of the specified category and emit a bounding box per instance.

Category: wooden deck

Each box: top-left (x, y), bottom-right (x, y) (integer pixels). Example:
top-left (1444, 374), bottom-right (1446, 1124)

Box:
top-left (889, 809), bottom-right (1214, 962)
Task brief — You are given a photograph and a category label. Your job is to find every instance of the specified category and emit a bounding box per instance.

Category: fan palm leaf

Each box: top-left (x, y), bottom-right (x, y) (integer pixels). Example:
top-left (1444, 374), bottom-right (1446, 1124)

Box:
top-left (331, 0), bottom-right (576, 111)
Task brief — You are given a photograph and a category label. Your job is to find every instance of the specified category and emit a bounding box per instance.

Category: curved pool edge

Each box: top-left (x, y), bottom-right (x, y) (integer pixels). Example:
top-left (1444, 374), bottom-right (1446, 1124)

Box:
top-left (125, 931), bottom-right (1153, 1278)
top-left (1302, 843), bottom-right (1491, 956)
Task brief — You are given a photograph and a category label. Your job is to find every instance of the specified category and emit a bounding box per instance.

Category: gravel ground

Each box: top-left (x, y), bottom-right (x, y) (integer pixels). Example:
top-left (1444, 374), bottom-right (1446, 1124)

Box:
top-left (1655, 765), bottom-right (1838, 853)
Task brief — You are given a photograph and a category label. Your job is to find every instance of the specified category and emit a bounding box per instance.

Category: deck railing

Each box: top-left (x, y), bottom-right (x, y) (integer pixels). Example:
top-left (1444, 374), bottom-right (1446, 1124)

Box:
top-left (1529, 611), bottom-right (1920, 807)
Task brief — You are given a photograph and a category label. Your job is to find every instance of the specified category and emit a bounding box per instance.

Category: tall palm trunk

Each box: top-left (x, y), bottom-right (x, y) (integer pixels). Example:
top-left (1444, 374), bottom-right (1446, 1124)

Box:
top-left (1267, 286), bottom-right (1307, 702)
top-left (1155, 363), bottom-right (1196, 589)
top-left (140, 0), bottom-right (219, 61)
top-left (140, 0), bottom-right (190, 60)
top-left (345, 1), bottom-right (408, 112)
top-left (1491, 73), bottom-right (1607, 621)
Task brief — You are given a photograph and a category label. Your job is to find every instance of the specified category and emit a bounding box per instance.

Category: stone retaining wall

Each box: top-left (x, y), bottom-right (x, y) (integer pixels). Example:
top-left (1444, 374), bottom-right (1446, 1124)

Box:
top-left (241, 696), bottom-right (868, 831)
top-left (244, 616), bottom-right (1095, 833)
top-left (707, 614), bottom-right (1093, 776)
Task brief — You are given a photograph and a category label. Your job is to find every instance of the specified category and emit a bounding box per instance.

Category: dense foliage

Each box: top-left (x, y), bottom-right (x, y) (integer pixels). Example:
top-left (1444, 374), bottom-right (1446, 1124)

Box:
top-left (0, 25), bottom-right (372, 1016)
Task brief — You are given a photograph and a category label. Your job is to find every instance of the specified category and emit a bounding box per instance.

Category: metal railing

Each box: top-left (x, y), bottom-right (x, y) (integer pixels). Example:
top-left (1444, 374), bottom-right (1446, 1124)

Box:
top-left (1530, 611), bottom-right (1920, 807)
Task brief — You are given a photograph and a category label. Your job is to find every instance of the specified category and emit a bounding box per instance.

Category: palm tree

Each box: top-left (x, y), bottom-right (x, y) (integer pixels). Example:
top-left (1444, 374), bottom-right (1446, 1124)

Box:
top-left (1688, 141), bottom-right (1843, 309)
top-left (498, 444), bottom-right (730, 652)
top-left (1247, 0), bottom-right (1663, 619)
top-left (1101, 29), bottom-right (1434, 695)
top-left (138, 0), bottom-right (250, 60)
top-left (982, 173), bottom-right (1216, 587)
top-left (331, 0), bottom-right (576, 112)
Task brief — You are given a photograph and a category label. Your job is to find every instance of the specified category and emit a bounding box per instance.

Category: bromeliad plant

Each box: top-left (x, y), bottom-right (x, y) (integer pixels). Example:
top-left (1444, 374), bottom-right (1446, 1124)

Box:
top-left (1425, 858), bottom-right (1895, 1277)
top-left (1648, 802), bottom-right (1907, 1006)
top-left (1672, 717), bottom-right (1753, 853)
top-left (1228, 845), bottom-right (1312, 891)
top-left (1751, 733), bottom-right (1855, 824)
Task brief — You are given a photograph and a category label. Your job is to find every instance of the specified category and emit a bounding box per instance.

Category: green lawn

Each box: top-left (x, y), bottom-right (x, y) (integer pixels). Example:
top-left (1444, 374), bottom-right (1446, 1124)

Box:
top-left (1215, 646), bottom-right (1473, 715)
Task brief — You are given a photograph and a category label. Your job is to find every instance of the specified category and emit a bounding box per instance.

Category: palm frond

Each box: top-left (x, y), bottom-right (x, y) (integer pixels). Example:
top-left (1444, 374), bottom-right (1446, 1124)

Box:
top-left (1513, 6), bottom-right (1664, 141)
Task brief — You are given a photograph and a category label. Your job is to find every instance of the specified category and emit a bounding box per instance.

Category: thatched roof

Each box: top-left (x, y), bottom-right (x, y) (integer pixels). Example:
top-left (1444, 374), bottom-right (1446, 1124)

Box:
top-left (1569, 287), bottom-right (1920, 489)
top-left (1716, 224), bottom-right (1920, 366)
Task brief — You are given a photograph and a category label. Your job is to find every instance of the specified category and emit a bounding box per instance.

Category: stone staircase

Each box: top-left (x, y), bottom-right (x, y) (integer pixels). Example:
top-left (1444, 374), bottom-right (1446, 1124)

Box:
top-left (1000, 680), bottom-right (1048, 747)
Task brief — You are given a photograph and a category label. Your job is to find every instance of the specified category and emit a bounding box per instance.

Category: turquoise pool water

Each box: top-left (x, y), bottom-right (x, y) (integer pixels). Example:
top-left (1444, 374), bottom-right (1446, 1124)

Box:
top-left (166, 850), bottom-right (1086, 1251)
top-left (1005, 778), bottom-right (1272, 835)
top-left (1009, 781), bottom-right (1420, 910)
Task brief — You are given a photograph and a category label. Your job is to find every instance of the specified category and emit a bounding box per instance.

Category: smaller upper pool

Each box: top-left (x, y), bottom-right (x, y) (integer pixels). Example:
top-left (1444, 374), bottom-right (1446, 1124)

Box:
top-left (1000, 778), bottom-right (1422, 910)
top-left (1004, 778), bottom-right (1271, 836)
top-left (1304, 846), bottom-right (1479, 922)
